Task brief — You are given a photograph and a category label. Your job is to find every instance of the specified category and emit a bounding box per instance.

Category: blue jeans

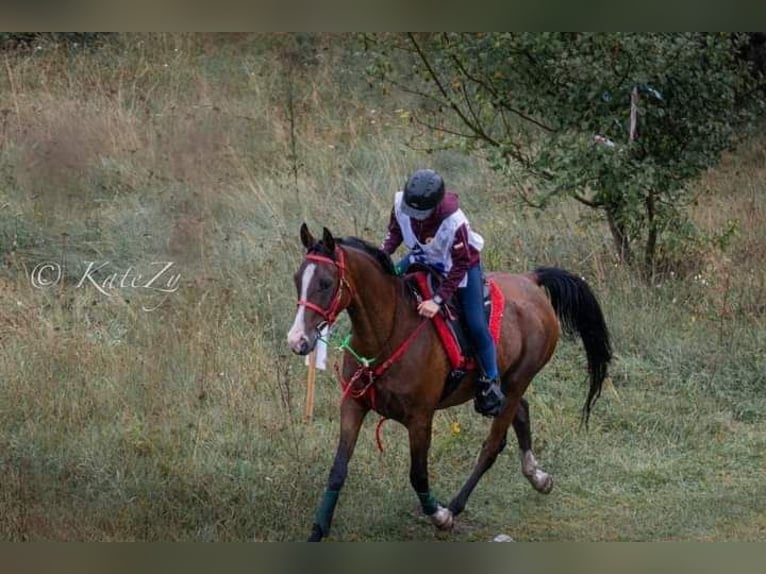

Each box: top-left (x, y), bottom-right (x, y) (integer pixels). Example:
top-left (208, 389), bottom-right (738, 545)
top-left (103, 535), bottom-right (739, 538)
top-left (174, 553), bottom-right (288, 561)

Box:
top-left (397, 256), bottom-right (499, 380)
top-left (457, 265), bottom-right (499, 380)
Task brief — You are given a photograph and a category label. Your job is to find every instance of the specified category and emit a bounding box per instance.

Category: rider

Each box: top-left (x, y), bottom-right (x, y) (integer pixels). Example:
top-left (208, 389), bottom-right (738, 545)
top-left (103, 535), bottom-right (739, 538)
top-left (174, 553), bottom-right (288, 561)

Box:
top-left (380, 168), bottom-right (506, 417)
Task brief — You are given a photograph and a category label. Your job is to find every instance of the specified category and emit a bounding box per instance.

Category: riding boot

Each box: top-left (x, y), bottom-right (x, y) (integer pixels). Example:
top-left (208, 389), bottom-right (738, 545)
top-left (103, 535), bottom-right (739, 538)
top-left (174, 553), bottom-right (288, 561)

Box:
top-left (474, 375), bottom-right (506, 417)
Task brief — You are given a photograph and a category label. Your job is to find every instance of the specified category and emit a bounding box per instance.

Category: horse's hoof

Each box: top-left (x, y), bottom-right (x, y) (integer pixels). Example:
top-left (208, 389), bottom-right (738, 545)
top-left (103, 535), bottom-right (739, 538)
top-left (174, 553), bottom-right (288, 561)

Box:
top-left (307, 524), bottom-right (324, 542)
top-left (536, 473), bottom-right (554, 494)
top-left (429, 505), bottom-right (454, 530)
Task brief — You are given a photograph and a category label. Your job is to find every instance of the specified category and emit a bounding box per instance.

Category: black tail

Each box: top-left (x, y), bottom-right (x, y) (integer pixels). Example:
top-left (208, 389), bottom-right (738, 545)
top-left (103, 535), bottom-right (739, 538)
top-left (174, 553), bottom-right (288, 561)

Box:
top-left (534, 267), bottom-right (612, 425)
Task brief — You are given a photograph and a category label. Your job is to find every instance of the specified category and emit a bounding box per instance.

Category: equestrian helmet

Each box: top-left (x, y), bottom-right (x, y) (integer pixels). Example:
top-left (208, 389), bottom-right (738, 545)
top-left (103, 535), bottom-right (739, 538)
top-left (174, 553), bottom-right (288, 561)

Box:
top-left (402, 169), bottom-right (445, 220)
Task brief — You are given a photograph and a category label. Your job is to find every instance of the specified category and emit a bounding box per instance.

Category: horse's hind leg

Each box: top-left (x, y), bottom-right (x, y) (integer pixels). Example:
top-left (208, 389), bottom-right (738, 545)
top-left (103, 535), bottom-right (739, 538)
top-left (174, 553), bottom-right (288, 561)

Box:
top-left (447, 411), bottom-right (513, 517)
top-left (512, 397), bottom-right (553, 494)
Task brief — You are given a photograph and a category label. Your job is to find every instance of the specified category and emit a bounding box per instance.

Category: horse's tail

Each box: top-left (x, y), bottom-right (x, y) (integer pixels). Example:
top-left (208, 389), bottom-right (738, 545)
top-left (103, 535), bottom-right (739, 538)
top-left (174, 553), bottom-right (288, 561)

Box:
top-left (533, 266), bottom-right (612, 425)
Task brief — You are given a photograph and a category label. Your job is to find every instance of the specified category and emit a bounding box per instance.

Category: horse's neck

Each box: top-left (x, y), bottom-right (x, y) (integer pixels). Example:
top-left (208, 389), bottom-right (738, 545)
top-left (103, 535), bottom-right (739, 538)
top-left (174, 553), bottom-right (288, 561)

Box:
top-left (345, 253), bottom-right (410, 356)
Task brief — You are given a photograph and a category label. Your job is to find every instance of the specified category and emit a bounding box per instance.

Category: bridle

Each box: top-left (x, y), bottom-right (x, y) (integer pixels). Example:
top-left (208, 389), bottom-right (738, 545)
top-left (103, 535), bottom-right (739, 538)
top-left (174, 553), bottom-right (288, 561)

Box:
top-left (296, 247), bottom-right (355, 328)
top-left (295, 243), bottom-right (430, 419)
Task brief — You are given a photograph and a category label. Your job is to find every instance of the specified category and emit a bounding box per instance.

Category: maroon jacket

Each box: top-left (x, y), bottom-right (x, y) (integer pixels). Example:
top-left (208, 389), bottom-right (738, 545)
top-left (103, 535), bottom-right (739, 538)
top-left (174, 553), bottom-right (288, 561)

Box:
top-left (381, 191), bottom-right (481, 303)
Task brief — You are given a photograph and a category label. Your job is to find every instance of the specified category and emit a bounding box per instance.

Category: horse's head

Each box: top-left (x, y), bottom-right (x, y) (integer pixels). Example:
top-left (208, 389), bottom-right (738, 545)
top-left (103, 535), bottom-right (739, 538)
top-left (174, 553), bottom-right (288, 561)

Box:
top-left (287, 223), bottom-right (352, 355)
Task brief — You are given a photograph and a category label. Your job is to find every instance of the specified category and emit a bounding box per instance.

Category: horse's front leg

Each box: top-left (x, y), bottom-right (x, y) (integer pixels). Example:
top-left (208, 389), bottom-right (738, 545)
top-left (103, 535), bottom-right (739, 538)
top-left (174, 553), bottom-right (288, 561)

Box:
top-left (407, 415), bottom-right (453, 530)
top-left (308, 398), bottom-right (369, 541)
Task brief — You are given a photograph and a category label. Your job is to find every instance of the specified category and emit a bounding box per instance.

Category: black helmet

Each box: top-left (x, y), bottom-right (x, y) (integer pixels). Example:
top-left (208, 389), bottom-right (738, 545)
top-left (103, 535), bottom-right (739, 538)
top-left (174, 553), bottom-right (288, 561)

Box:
top-left (402, 169), bottom-right (445, 220)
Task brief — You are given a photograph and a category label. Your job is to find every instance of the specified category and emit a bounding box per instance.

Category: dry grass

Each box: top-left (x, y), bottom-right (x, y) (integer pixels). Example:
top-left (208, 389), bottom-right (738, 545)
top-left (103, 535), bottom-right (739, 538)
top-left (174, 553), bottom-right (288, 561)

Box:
top-left (693, 140), bottom-right (766, 318)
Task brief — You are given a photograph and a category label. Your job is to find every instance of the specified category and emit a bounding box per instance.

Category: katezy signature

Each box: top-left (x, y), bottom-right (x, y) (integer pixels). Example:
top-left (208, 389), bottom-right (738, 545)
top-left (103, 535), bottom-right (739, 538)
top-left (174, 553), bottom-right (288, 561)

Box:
top-left (30, 261), bottom-right (182, 310)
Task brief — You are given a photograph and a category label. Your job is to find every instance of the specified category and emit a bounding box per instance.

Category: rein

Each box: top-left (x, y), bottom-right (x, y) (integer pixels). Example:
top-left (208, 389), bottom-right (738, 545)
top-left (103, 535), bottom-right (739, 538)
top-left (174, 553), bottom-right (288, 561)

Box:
top-left (336, 316), bottom-right (430, 408)
top-left (335, 315), bottom-right (429, 453)
top-left (296, 245), bottom-right (430, 450)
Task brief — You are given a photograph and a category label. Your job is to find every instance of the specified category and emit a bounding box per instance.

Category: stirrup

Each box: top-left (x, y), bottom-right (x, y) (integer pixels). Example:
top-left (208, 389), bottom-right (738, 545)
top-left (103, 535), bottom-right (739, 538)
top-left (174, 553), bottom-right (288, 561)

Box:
top-left (474, 376), bottom-right (506, 417)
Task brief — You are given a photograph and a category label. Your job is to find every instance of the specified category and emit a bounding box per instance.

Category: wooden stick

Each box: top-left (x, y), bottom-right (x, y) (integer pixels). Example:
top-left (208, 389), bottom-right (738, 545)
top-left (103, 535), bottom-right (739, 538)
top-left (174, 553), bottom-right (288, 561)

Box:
top-left (304, 350), bottom-right (317, 422)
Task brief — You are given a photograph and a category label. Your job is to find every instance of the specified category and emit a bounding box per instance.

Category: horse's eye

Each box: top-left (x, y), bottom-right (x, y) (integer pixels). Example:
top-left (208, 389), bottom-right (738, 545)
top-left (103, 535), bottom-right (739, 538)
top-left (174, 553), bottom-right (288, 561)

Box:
top-left (318, 278), bottom-right (333, 291)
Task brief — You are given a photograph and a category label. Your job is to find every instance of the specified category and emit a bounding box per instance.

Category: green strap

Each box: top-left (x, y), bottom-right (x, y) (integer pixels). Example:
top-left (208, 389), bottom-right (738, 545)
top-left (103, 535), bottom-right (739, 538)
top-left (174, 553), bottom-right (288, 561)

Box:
top-left (336, 334), bottom-right (376, 367)
top-left (417, 491), bottom-right (439, 515)
top-left (314, 489), bottom-right (340, 535)
top-left (316, 332), bottom-right (376, 368)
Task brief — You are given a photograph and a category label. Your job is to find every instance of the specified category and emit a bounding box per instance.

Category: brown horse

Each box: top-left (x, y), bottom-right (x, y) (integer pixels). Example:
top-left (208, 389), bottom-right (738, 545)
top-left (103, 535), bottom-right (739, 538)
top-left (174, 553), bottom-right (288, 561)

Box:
top-left (287, 224), bottom-right (612, 541)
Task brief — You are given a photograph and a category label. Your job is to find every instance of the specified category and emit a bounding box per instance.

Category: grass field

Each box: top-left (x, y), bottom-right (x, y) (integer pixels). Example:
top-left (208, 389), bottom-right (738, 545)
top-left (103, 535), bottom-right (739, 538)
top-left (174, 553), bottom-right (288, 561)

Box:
top-left (0, 34), bottom-right (764, 541)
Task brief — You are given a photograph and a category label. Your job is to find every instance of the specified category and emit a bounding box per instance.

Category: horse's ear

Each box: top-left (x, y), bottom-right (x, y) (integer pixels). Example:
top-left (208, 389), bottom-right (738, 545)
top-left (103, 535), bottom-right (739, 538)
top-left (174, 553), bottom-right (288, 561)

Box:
top-left (322, 227), bottom-right (336, 253)
top-left (300, 223), bottom-right (314, 250)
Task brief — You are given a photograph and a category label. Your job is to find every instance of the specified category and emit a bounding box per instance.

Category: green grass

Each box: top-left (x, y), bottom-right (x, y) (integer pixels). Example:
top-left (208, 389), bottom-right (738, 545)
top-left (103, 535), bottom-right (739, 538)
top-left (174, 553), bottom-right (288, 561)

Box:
top-left (0, 34), bottom-right (764, 541)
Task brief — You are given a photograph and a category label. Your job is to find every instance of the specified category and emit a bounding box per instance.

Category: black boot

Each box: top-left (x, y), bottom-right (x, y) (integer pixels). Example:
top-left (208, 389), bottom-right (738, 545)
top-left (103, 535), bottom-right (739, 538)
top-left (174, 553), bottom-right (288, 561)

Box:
top-left (474, 375), bottom-right (506, 417)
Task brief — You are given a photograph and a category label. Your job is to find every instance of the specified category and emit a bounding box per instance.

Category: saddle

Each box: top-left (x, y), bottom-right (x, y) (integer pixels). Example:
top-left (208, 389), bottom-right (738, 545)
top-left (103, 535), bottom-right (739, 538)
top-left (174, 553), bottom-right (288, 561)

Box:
top-left (405, 266), bottom-right (505, 384)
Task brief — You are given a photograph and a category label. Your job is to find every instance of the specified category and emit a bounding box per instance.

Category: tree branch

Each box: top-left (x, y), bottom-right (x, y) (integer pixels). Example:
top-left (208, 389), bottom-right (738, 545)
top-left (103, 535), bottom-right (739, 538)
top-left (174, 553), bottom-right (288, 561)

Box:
top-left (407, 33), bottom-right (501, 148)
top-left (443, 35), bottom-right (557, 133)
top-left (384, 76), bottom-right (453, 111)
top-left (411, 114), bottom-right (484, 141)
top-left (573, 193), bottom-right (604, 208)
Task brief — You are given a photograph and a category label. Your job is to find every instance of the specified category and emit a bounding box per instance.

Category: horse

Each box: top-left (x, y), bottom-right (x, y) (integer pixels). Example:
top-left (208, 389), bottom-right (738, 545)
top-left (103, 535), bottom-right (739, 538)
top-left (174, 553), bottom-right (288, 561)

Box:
top-left (287, 224), bottom-right (612, 541)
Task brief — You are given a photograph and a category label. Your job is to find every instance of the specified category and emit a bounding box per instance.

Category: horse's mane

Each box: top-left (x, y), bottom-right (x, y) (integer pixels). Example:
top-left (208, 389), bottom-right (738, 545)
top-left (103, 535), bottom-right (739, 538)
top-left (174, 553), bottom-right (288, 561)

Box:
top-left (307, 235), bottom-right (397, 276)
top-left (338, 237), bottom-right (397, 276)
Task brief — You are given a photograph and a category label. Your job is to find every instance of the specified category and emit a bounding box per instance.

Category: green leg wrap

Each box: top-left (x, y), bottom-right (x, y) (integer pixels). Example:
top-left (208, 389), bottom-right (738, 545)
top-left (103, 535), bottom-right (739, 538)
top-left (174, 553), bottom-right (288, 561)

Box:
top-left (314, 489), bottom-right (340, 535)
top-left (417, 491), bottom-right (439, 515)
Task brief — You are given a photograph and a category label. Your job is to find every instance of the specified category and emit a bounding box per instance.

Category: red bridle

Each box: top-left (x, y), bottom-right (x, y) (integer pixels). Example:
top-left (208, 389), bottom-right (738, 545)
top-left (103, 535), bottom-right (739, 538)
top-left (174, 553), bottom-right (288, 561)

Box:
top-left (296, 248), bottom-right (354, 327)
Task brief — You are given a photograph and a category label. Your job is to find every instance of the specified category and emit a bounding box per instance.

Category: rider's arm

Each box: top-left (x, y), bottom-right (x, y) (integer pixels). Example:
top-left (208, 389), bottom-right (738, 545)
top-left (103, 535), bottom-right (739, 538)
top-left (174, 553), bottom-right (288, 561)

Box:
top-left (381, 207), bottom-right (403, 255)
top-left (433, 224), bottom-right (476, 305)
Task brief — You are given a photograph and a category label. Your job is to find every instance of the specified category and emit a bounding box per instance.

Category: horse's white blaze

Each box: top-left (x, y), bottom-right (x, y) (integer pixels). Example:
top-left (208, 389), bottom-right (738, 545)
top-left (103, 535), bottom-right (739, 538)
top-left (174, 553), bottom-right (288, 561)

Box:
top-left (287, 263), bottom-right (316, 352)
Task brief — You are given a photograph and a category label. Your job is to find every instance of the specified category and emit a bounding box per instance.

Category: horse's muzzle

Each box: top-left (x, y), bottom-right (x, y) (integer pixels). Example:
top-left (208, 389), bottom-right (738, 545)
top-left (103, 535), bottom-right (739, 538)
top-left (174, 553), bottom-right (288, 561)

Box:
top-left (288, 334), bottom-right (312, 355)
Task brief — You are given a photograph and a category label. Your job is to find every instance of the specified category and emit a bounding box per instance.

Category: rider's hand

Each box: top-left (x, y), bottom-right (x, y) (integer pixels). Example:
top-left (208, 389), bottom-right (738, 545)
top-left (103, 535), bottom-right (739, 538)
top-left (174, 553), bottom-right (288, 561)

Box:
top-left (418, 299), bottom-right (441, 318)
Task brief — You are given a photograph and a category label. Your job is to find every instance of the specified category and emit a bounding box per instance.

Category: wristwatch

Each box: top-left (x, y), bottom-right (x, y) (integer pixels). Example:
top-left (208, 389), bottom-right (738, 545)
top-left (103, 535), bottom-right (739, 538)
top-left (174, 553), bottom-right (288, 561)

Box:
top-left (432, 294), bottom-right (444, 306)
